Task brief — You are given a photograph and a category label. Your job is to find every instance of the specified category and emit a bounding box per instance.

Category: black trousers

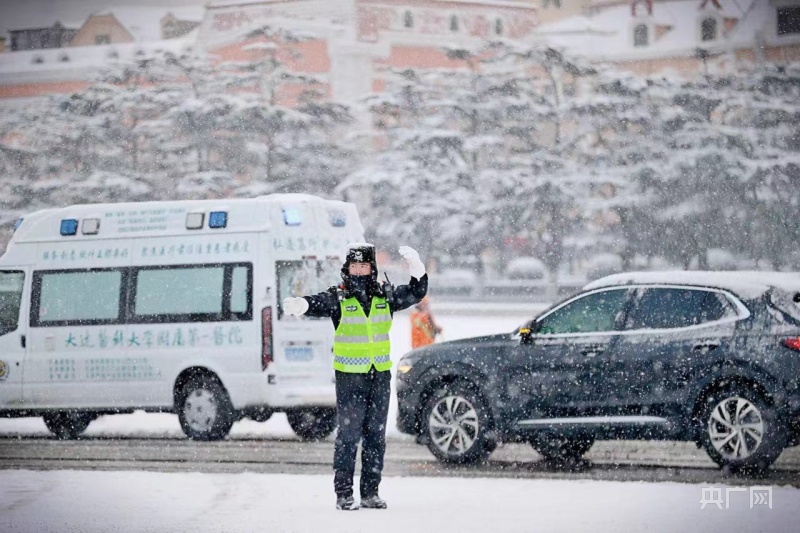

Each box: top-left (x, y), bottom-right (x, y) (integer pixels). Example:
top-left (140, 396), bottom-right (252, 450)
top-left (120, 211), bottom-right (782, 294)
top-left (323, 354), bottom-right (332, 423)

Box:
top-left (333, 366), bottom-right (391, 498)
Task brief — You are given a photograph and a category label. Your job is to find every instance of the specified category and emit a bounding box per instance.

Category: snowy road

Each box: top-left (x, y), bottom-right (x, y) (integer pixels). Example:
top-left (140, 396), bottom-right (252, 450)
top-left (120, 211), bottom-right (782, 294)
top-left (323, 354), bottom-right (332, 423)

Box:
top-left (2, 306), bottom-right (800, 487)
top-left (2, 436), bottom-right (799, 487)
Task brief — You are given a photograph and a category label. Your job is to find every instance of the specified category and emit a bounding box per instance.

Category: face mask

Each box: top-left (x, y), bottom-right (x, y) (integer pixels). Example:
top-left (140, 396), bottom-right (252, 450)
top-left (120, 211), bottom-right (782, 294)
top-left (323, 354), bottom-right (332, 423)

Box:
top-left (347, 275), bottom-right (371, 294)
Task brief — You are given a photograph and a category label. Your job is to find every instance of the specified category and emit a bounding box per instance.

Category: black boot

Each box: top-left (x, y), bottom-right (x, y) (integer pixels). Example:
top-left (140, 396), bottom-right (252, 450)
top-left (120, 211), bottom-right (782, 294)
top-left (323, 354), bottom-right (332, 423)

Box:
top-left (360, 495), bottom-right (387, 509)
top-left (336, 495), bottom-right (359, 511)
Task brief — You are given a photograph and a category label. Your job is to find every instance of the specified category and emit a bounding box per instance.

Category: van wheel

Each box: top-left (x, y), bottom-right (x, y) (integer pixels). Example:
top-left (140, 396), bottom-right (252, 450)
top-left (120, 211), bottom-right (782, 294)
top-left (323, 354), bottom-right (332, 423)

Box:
top-left (177, 375), bottom-right (234, 441)
top-left (698, 385), bottom-right (786, 473)
top-left (43, 411), bottom-right (94, 440)
top-left (422, 382), bottom-right (496, 464)
top-left (287, 408), bottom-right (336, 441)
top-left (531, 434), bottom-right (594, 463)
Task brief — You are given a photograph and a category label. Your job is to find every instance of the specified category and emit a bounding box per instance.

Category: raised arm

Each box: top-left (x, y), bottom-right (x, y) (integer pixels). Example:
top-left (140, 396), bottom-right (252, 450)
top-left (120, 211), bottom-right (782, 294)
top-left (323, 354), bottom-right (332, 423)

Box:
top-left (390, 246), bottom-right (428, 313)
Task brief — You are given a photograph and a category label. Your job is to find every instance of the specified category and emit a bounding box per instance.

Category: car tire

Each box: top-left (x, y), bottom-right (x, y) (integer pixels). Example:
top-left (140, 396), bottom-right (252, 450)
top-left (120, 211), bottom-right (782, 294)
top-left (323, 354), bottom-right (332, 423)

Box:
top-left (287, 408), bottom-right (337, 441)
top-left (698, 384), bottom-right (787, 473)
top-left (42, 411), bottom-right (94, 439)
top-left (249, 407), bottom-right (273, 423)
top-left (422, 382), bottom-right (496, 464)
top-left (177, 374), bottom-right (234, 441)
top-left (531, 433), bottom-right (594, 463)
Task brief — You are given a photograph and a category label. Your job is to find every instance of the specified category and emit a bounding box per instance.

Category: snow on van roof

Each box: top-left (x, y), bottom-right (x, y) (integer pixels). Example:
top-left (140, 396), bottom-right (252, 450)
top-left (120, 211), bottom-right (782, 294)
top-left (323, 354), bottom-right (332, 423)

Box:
top-left (584, 270), bottom-right (800, 300)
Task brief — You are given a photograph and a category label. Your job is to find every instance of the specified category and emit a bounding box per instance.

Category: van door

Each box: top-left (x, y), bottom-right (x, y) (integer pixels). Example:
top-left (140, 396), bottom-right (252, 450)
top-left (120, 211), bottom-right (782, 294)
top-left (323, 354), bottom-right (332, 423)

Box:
top-left (25, 268), bottom-right (128, 408)
top-left (0, 269), bottom-right (27, 408)
top-left (274, 257), bottom-right (340, 395)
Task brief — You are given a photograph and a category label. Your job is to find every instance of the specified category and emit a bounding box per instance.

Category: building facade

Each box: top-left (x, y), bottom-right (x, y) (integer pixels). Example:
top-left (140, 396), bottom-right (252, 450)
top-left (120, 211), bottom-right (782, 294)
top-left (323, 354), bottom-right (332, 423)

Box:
top-left (0, 1), bottom-right (798, 109)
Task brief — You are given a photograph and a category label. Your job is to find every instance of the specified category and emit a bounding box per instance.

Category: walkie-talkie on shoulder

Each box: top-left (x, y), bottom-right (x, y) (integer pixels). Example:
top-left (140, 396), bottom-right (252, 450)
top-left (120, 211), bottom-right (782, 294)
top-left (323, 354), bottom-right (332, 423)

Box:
top-left (382, 273), bottom-right (394, 302)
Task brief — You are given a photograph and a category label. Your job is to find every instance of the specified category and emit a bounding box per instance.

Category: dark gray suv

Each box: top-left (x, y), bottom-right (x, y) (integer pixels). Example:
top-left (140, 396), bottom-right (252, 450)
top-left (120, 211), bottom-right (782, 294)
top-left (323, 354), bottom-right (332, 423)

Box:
top-left (396, 272), bottom-right (800, 472)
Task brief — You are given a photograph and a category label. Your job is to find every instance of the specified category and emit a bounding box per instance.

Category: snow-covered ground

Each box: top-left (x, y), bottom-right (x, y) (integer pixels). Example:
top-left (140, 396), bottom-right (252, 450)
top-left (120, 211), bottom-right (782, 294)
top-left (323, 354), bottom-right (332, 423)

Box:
top-left (1, 470), bottom-right (798, 533)
top-left (2, 305), bottom-right (799, 532)
top-left (0, 307), bottom-right (541, 439)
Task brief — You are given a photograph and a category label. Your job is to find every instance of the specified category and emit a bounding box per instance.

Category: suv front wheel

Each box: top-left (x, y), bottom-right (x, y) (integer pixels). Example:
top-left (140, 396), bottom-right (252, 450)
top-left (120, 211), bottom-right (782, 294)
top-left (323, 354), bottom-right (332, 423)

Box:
top-left (422, 382), bottom-right (496, 464)
top-left (698, 385), bottom-right (786, 473)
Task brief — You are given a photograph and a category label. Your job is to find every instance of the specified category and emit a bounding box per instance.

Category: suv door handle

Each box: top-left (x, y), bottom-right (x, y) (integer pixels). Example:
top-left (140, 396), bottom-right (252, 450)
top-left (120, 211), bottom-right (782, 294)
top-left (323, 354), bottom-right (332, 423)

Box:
top-left (693, 342), bottom-right (719, 353)
top-left (580, 345), bottom-right (605, 357)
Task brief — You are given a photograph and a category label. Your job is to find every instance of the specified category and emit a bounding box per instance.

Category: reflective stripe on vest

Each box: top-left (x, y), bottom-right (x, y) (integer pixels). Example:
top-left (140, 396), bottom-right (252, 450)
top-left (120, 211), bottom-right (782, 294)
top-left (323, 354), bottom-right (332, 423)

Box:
top-left (333, 297), bottom-right (392, 373)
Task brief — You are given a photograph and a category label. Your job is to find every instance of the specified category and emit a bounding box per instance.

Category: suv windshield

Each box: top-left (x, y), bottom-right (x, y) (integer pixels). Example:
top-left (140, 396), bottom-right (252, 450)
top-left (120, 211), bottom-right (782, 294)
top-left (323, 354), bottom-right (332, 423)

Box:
top-left (0, 271), bottom-right (24, 335)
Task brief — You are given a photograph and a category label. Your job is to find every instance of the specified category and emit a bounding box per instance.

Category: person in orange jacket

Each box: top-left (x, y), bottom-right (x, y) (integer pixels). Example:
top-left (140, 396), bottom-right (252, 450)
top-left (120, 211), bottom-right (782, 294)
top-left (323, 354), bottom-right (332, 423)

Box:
top-left (410, 296), bottom-right (442, 349)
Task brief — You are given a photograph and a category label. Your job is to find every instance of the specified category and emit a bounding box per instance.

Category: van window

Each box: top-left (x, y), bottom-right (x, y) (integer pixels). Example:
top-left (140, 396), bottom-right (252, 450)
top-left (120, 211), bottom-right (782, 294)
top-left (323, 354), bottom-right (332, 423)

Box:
top-left (130, 263), bottom-right (252, 323)
top-left (34, 270), bottom-right (123, 326)
top-left (134, 266), bottom-right (225, 318)
top-left (277, 259), bottom-right (341, 319)
top-left (0, 271), bottom-right (24, 335)
top-left (230, 265), bottom-right (249, 314)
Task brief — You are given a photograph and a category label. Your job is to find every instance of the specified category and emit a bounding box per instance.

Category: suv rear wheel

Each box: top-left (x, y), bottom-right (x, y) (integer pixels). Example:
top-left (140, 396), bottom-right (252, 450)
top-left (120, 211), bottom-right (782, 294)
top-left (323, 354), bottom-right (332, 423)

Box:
top-left (422, 382), bottom-right (495, 464)
top-left (698, 385), bottom-right (786, 472)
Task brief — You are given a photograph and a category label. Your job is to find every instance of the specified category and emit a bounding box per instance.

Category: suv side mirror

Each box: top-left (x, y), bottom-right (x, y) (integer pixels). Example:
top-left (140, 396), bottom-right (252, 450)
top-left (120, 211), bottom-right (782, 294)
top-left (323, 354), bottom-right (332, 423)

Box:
top-left (519, 321), bottom-right (536, 345)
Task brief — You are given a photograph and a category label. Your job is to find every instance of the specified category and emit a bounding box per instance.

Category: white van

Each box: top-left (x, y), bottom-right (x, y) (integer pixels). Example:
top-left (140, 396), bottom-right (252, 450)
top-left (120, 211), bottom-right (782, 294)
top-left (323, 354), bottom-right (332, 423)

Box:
top-left (0, 194), bottom-right (365, 440)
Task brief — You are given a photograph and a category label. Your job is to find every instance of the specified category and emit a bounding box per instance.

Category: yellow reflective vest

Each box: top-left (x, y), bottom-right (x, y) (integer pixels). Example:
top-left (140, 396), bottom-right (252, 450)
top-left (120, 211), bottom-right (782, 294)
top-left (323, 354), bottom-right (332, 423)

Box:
top-left (333, 296), bottom-right (392, 373)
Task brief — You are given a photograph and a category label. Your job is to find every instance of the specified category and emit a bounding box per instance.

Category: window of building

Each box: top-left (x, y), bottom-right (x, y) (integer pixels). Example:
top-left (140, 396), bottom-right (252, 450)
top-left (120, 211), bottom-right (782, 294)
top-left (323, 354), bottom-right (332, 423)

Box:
top-left (495, 19), bottom-right (504, 36)
top-left (33, 270), bottom-right (124, 326)
top-left (450, 15), bottom-right (459, 32)
top-left (95, 34), bottom-right (111, 45)
top-left (543, 0), bottom-right (562, 7)
top-left (404, 11), bottom-right (414, 29)
top-left (701, 17), bottom-right (717, 41)
top-left (778, 7), bottom-right (800, 35)
top-left (633, 24), bottom-right (649, 47)
top-left (131, 263), bottom-right (252, 323)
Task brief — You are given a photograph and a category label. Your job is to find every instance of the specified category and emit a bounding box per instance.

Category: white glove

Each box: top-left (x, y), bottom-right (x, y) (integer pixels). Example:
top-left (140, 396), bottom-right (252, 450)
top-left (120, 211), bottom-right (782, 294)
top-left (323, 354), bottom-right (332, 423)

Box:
top-left (283, 297), bottom-right (309, 316)
top-left (399, 246), bottom-right (426, 280)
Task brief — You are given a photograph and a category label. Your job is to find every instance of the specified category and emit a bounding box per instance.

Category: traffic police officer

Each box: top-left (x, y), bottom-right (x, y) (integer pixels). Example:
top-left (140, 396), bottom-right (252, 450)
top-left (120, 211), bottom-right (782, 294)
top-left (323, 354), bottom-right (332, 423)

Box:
top-left (283, 243), bottom-right (427, 510)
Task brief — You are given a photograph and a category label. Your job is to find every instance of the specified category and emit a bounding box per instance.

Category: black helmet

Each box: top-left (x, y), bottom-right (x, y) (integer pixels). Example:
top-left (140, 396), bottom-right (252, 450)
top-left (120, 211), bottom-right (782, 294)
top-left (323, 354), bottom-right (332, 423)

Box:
top-left (341, 242), bottom-right (378, 280)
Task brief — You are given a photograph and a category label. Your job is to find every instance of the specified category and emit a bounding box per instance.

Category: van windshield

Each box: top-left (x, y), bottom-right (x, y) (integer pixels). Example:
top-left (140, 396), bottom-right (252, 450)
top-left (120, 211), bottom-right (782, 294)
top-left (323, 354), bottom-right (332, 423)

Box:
top-left (277, 259), bottom-right (342, 319)
top-left (0, 271), bottom-right (24, 335)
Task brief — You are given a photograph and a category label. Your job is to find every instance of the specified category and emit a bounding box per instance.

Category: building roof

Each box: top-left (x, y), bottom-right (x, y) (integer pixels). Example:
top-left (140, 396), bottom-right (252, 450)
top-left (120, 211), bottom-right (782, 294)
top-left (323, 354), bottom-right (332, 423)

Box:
top-left (84, 7), bottom-right (204, 43)
top-left (533, 0), bottom-right (800, 63)
top-left (584, 270), bottom-right (800, 300)
top-left (0, 0), bottom-right (205, 41)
